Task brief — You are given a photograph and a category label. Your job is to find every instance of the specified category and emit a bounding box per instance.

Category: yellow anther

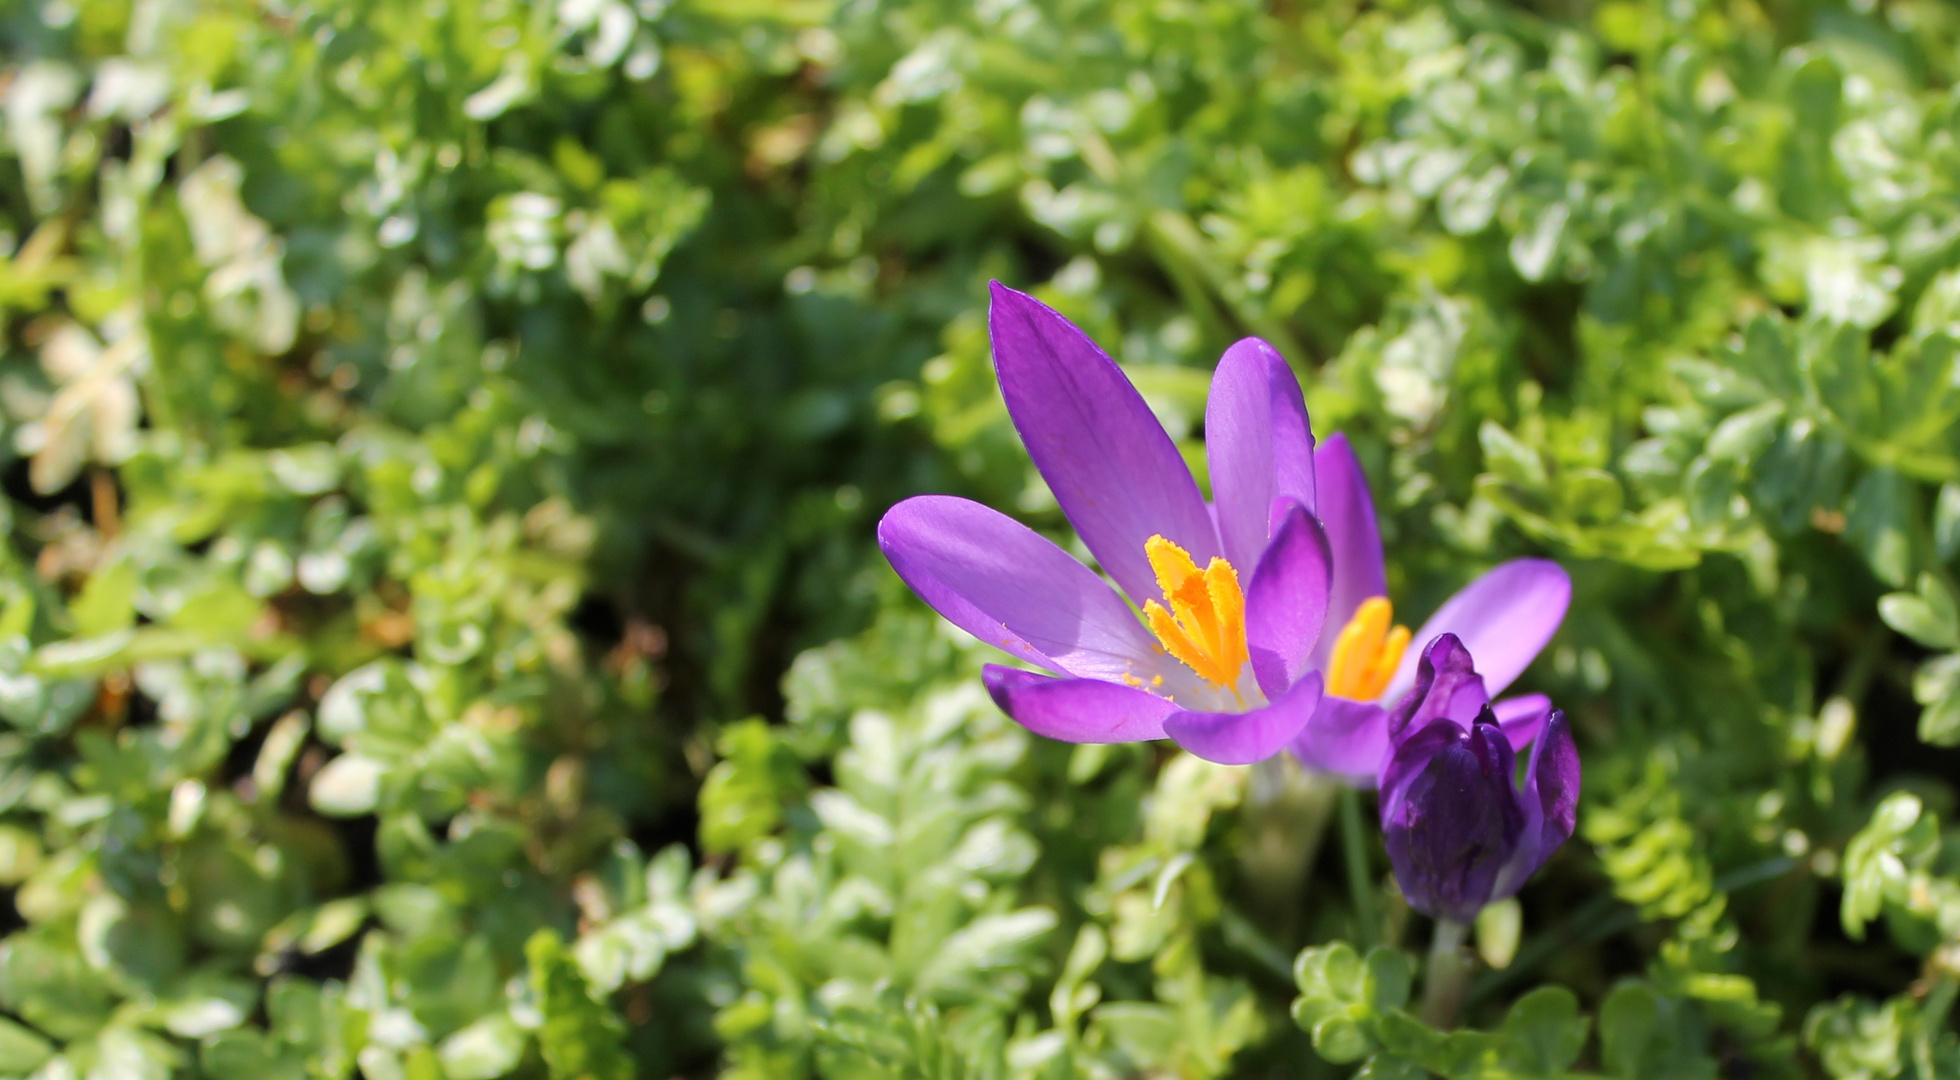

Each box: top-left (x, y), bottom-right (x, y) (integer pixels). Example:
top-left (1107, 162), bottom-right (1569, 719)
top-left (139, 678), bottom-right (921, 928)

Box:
top-left (1326, 597), bottom-right (1411, 701)
top-left (1141, 535), bottom-right (1248, 689)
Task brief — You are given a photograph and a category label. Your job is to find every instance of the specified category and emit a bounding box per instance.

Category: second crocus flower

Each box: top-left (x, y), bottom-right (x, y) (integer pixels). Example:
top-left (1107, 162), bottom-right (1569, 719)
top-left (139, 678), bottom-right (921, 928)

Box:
top-left (1289, 434), bottom-right (1573, 786)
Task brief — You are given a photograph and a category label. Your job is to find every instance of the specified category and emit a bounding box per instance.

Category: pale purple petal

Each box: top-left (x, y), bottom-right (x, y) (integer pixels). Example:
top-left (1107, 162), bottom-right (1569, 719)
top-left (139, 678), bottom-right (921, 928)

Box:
top-left (1384, 559), bottom-right (1571, 702)
top-left (1206, 338), bottom-right (1315, 571)
top-left (879, 496), bottom-right (1165, 682)
top-left (983, 665), bottom-right (1177, 743)
top-left (1384, 633), bottom-right (1489, 744)
top-left (1492, 693), bottom-right (1552, 752)
top-left (990, 283), bottom-right (1218, 607)
top-left (1310, 434), bottom-right (1387, 669)
top-left (1244, 501), bottom-right (1331, 699)
top-left (1163, 672), bottom-right (1323, 766)
top-left (1288, 696), bottom-right (1391, 785)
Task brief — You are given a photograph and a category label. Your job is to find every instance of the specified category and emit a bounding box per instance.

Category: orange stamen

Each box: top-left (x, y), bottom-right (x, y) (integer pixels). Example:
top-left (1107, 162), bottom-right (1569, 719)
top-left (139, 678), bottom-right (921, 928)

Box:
top-left (1141, 535), bottom-right (1248, 690)
top-left (1326, 597), bottom-right (1410, 701)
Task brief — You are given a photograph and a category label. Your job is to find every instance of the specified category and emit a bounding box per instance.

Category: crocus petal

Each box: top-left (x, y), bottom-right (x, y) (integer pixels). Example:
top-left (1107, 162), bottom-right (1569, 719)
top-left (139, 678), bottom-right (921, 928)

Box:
top-left (880, 496), bottom-right (1170, 683)
top-left (1383, 633), bottom-right (1489, 744)
top-left (1492, 693), bottom-right (1552, 752)
top-left (1385, 559), bottom-right (1571, 702)
top-left (1245, 501), bottom-right (1331, 699)
top-left (983, 665), bottom-right (1178, 743)
top-left (1381, 719), bottom-right (1524, 923)
top-left (1288, 696), bottom-right (1391, 784)
top-left (1164, 672), bottom-right (1324, 766)
top-left (1206, 338), bottom-right (1315, 571)
top-left (989, 283), bottom-right (1218, 608)
top-left (1309, 433), bottom-right (1387, 669)
top-left (1527, 710), bottom-right (1581, 851)
top-left (1493, 711), bottom-right (1581, 899)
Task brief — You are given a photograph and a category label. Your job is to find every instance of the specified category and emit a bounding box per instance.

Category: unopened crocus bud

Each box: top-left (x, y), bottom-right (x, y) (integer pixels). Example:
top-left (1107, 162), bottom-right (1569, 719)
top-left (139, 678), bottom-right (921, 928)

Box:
top-left (1377, 634), bottom-right (1580, 923)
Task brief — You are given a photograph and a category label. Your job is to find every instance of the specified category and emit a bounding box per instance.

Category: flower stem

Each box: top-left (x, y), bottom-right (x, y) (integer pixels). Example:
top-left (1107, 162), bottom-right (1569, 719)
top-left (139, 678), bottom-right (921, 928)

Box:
top-left (1421, 918), bottom-right (1472, 1029)
top-left (1338, 786), bottom-right (1379, 949)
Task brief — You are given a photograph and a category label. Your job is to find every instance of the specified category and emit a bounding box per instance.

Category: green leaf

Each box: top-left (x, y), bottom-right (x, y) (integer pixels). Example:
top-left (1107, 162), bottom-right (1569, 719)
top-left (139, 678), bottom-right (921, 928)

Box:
top-left (0, 1017), bottom-right (54, 1074)
top-left (200, 1030), bottom-right (308, 1080)
top-left (1599, 982), bottom-right (1717, 1080)
top-left (697, 718), bottom-right (806, 855)
top-left (1840, 793), bottom-right (1939, 939)
top-left (1878, 585), bottom-right (1960, 650)
top-left (1804, 996), bottom-right (1905, 1080)
top-left (1480, 422), bottom-right (1549, 488)
top-left (1912, 659), bottom-right (1960, 747)
top-left (437, 1013), bottom-right (527, 1080)
top-left (526, 930), bottom-right (632, 1080)
top-left (70, 560), bottom-right (137, 638)
top-left (308, 754), bottom-right (387, 817)
top-left (1845, 468), bottom-right (1913, 587)
top-left (1355, 1054), bottom-right (1429, 1080)
top-left (1291, 943), bottom-right (1414, 1064)
top-left (911, 908), bottom-right (1058, 1003)
top-left (1935, 483), bottom-right (1960, 562)
top-left (1499, 986), bottom-right (1590, 1075)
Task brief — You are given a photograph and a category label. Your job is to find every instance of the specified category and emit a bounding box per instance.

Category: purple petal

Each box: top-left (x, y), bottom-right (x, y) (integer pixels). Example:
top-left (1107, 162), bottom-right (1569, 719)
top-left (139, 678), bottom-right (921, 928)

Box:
top-left (1380, 717), bottom-right (1523, 923)
top-left (1383, 633), bottom-right (1489, 744)
top-left (1378, 715), bottom-right (1454, 822)
top-left (983, 665), bottom-right (1178, 743)
top-left (1493, 711), bottom-right (1581, 899)
top-left (989, 283), bottom-right (1218, 608)
top-left (1385, 559), bottom-right (1571, 702)
top-left (1206, 338), bottom-right (1315, 571)
top-left (1245, 502), bottom-right (1331, 699)
top-left (1310, 434), bottom-right (1387, 669)
top-left (1288, 696), bottom-right (1391, 785)
top-left (1164, 672), bottom-right (1324, 766)
top-left (880, 496), bottom-right (1169, 682)
top-left (1527, 710), bottom-right (1580, 849)
top-left (1492, 693), bottom-right (1552, 752)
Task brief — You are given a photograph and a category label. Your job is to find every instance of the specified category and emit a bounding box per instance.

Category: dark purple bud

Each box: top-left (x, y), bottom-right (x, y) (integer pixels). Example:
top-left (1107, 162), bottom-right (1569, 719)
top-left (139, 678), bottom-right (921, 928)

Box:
top-left (1386, 634), bottom-right (1489, 741)
top-left (1379, 692), bottom-right (1581, 923)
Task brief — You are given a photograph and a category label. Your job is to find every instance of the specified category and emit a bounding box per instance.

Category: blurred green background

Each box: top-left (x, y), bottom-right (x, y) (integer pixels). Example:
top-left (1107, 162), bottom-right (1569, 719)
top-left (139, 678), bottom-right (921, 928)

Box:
top-left (4, 0), bottom-right (1960, 1076)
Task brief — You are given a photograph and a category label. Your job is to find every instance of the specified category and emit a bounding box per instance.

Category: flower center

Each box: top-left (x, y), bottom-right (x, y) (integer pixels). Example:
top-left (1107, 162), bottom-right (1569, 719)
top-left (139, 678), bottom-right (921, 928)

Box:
top-left (1141, 535), bottom-right (1248, 690)
top-left (1326, 597), bottom-right (1410, 700)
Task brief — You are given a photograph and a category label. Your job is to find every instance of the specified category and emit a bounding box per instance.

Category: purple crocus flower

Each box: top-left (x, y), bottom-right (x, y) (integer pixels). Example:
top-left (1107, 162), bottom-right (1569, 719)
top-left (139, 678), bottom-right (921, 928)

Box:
top-left (1290, 434), bottom-right (1572, 785)
top-left (877, 283), bottom-right (1335, 766)
top-left (1376, 634), bottom-right (1580, 922)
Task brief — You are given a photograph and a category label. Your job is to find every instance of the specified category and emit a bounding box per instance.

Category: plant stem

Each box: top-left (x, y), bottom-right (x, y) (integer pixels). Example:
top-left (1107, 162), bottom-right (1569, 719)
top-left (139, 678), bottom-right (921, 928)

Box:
top-left (1339, 786), bottom-right (1379, 949)
top-left (1422, 918), bottom-right (1472, 1029)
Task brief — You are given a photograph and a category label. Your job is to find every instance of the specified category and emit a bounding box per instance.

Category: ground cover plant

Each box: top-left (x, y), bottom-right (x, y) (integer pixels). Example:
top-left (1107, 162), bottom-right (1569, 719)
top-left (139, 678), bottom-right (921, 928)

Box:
top-left (3, 0), bottom-right (1960, 1075)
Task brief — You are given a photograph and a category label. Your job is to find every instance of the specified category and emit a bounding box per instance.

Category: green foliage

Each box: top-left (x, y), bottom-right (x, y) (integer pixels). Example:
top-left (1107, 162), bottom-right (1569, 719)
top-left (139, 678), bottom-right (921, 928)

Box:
top-left (1880, 574), bottom-right (1960, 745)
top-left (528, 929), bottom-right (632, 1080)
top-left (1292, 942), bottom-right (1597, 1079)
top-left (7, 0), bottom-right (1960, 1076)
